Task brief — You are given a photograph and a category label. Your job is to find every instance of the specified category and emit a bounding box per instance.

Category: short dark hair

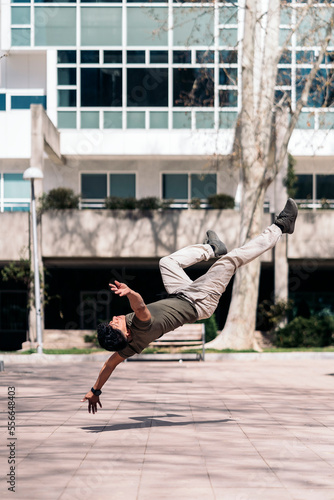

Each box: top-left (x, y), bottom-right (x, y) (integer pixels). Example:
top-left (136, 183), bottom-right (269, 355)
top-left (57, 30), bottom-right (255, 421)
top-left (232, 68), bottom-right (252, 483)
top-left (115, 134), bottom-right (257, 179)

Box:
top-left (97, 323), bottom-right (129, 352)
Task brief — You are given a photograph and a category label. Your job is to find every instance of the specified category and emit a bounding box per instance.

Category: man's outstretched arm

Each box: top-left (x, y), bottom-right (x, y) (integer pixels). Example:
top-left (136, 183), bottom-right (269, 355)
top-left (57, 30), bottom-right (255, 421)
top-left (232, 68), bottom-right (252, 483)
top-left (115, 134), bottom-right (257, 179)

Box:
top-left (81, 352), bottom-right (124, 414)
top-left (109, 280), bottom-right (151, 322)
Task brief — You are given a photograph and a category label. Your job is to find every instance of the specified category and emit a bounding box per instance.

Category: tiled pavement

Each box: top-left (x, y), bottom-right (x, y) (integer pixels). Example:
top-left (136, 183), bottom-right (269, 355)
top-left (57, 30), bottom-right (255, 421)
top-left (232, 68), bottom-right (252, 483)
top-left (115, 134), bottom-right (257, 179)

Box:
top-left (1, 358), bottom-right (334, 500)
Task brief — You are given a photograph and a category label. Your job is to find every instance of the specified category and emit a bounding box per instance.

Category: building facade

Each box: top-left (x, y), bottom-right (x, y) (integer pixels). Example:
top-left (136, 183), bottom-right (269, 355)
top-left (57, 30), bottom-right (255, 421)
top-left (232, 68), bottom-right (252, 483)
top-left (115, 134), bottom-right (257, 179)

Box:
top-left (0, 0), bottom-right (334, 349)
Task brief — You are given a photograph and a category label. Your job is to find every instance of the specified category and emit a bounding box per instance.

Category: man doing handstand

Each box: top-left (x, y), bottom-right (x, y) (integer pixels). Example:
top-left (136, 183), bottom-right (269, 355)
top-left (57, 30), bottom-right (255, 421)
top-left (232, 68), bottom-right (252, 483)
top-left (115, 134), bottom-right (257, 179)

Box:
top-left (81, 199), bottom-right (298, 413)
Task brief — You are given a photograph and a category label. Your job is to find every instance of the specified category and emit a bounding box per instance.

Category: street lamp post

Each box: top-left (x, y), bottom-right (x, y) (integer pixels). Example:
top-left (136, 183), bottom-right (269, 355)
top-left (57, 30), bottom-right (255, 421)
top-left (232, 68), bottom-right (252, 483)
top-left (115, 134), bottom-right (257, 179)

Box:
top-left (23, 167), bottom-right (44, 354)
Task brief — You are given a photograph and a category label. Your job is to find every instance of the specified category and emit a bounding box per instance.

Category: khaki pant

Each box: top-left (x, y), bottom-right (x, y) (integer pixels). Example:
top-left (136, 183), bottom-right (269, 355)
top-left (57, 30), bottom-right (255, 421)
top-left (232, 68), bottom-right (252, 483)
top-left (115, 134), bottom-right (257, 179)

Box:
top-left (159, 224), bottom-right (282, 320)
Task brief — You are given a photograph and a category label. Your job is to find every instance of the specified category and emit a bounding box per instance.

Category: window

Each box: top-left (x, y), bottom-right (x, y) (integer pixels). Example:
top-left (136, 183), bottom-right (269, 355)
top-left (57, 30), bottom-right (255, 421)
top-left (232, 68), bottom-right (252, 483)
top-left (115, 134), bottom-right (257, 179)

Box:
top-left (163, 174), bottom-right (188, 200)
top-left (104, 51), bottom-right (122, 64)
top-left (110, 174), bottom-right (135, 198)
top-left (127, 51), bottom-right (145, 64)
top-left (81, 173), bottom-right (136, 207)
top-left (316, 175), bottom-right (334, 200)
top-left (35, 7), bottom-right (76, 46)
top-left (81, 50), bottom-right (99, 64)
top-left (150, 51), bottom-right (168, 64)
top-left (58, 68), bottom-right (76, 86)
top-left (295, 174), bottom-right (313, 200)
top-left (191, 174), bottom-right (217, 199)
top-left (127, 68), bottom-right (168, 107)
top-left (127, 7), bottom-right (168, 46)
top-left (162, 173), bottom-right (217, 204)
top-left (81, 68), bottom-right (122, 107)
top-left (173, 68), bottom-right (214, 107)
top-left (81, 174), bottom-right (107, 202)
top-left (173, 7), bottom-right (214, 46)
top-left (58, 50), bottom-right (76, 64)
top-left (81, 7), bottom-right (122, 46)
top-left (11, 96), bottom-right (46, 109)
top-left (1, 173), bottom-right (30, 212)
top-left (0, 94), bottom-right (5, 111)
top-left (173, 51), bottom-right (191, 64)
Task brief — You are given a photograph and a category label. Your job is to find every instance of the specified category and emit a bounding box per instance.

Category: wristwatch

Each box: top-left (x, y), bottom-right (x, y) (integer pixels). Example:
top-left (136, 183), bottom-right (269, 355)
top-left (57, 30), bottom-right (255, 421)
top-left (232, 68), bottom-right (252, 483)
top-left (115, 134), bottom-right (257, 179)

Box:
top-left (91, 387), bottom-right (102, 397)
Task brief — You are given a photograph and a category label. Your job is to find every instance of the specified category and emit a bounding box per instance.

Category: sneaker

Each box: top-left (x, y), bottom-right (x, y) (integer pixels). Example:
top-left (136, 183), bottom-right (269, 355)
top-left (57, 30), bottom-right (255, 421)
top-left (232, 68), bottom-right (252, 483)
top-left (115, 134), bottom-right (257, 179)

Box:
top-left (274, 198), bottom-right (298, 234)
top-left (203, 230), bottom-right (227, 257)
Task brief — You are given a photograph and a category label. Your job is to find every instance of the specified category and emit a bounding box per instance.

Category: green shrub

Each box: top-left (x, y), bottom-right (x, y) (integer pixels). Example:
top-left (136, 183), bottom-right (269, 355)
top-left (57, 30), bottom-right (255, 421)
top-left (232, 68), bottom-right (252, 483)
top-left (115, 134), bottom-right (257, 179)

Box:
top-left (39, 188), bottom-right (80, 212)
top-left (84, 332), bottom-right (99, 346)
top-left (105, 196), bottom-right (137, 209)
top-left (136, 197), bottom-right (161, 210)
top-left (208, 193), bottom-right (235, 209)
top-left (257, 299), bottom-right (293, 331)
top-left (275, 313), bottom-right (334, 348)
top-left (196, 315), bottom-right (218, 343)
top-left (190, 198), bottom-right (202, 209)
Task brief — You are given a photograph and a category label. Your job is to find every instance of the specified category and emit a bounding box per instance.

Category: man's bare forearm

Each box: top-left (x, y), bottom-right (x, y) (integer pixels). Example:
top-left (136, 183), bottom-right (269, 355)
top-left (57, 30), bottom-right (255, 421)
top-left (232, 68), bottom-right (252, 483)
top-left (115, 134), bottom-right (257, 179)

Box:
top-left (93, 352), bottom-right (124, 390)
top-left (126, 290), bottom-right (146, 315)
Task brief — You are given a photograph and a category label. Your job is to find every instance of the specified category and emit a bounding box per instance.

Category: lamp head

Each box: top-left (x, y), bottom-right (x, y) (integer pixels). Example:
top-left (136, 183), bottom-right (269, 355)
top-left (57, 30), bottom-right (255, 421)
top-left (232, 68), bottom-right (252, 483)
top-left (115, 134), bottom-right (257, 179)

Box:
top-left (23, 167), bottom-right (44, 180)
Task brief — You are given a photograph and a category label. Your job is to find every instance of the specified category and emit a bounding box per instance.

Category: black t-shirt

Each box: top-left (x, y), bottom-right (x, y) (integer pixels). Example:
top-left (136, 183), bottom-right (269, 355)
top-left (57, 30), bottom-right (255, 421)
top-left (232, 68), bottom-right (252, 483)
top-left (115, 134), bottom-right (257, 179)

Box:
top-left (118, 296), bottom-right (198, 359)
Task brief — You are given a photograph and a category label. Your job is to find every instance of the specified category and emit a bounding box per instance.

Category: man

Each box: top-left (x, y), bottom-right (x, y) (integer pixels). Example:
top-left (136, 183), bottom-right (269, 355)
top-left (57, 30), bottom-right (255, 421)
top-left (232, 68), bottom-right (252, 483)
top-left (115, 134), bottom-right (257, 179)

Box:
top-left (81, 198), bottom-right (298, 413)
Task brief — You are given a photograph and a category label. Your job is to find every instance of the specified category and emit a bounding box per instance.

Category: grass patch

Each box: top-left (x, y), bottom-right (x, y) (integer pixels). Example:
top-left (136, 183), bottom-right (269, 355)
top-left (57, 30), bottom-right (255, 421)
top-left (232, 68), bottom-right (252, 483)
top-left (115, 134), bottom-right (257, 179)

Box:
top-left (1, 347), bottom-right (105, 355)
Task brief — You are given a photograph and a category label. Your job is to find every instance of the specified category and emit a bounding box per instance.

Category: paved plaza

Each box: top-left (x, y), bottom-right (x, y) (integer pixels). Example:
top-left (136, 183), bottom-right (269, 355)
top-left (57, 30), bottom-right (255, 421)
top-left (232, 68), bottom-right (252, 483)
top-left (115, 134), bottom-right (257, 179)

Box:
top-left (1, 357), bottom-right (334, 500)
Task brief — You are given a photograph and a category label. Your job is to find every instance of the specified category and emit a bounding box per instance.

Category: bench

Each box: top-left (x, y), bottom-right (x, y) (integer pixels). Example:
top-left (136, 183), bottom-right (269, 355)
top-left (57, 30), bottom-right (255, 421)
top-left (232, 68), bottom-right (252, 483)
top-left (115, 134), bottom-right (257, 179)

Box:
top-left (148, 323), bottom-right (205, 361)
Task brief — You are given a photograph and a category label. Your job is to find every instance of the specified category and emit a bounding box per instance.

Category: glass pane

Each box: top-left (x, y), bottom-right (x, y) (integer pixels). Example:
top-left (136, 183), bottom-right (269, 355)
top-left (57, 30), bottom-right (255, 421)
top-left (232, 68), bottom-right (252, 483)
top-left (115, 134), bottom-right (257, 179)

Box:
top-left (191, 174), bottom-right (216, 199)
top-left (219, 89), bottom-right (238, 107)
top-left (127, 111), bottom-right (145, 128)
top-left (104, 50), bottom-right (122, 63)
top-left (57, 50), bottom-right (76, 63)
top-left (11, 95), bottom-right (46, 109)
top-left (296, 112), bottom-right (314, 129)
top-left (150, 111), bottom-right (168, 128)
top-left (173, 68), bottom-right (214, 107)
top-left (295, 174), bottom-right (312, 200)
top-left (219, 6), bottom-right (237, 24)
top-left (173, 7), bottom-right (214, 46)
top-left (81, 68), bottom-right (122, 107)
top-left (296, 69), bottom-right (334, 108)
top-left (219, 50), bottom-right (237, 63)
top-left (276, 68), bottom-right (291, 86)
top-left (81, 174), bottom-right (107, 199)
top-left (110, 174), bottom-right (136, 198)
top-left (163, 174), bottom-right (188, 199)
top-left (219, 111), bottom-right (237, 128)
top-left (297, 8), bottom-right (334, 46)
top-left (279, 50), bottom-right (292, 64)
top-left (150, 50), bottom-right (168, 63)
top-left (81, 7), bottom-right (122, 46)
top-left (316, 175), bottom-right (334, 200)
top-left (196, 50), bottom-right (214, 63)
top-left (219, 29), bottom-right (238, 46)
top-left (280, 6), bottom-right (292, 25)
top-left (318, 113), bottom-right (334, 129)
top-left (196, 112), bottom-right (214, 129)
top-left (296, 50), bottom-right (315, 63)
top-left (11, 7), bottom-right (30, 24)
top-left (58, 111), bottom-right (76, 128)
top-left (279, 28), bottom-right (290, 47)
top-left (0, 94), bottom-right (5, 111)
top-left (173, 50), bottom-right (191, 63)
top-left (35, 7), bottom-right (76, 46)
top-left (173, 111), bottom-right (191, 129)
top-left (127, 7), bottom-right (168, 46)
top-left (81, 50), bottom-right (99, 63)
top-left (127, 68), bottom-right (168, 107)
top-left (4, 173), bottom-right (30, 198)
top-left (104, 111), bottom-right (122, 128)
top-left (58, 89), bottom-right (76, 107)
top-left (11, 28), bottom-right (30, 46)
top-left (81, 111), bottom-right (99, 128)
top-left (219, 67), bottom-right (238, 85)
top-left (58, 68), bottom-right (76, 85)
top-left (127, 50), bottom-right (145, 63)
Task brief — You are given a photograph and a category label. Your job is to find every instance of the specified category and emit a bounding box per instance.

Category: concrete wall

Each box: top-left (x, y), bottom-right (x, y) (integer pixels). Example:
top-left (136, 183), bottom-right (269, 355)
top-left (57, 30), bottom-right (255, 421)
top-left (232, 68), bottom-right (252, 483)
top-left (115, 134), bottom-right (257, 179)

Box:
top-left (288, 211), bottom-right (334, 259)
top-left (0, 212), bottom-right (29, 262)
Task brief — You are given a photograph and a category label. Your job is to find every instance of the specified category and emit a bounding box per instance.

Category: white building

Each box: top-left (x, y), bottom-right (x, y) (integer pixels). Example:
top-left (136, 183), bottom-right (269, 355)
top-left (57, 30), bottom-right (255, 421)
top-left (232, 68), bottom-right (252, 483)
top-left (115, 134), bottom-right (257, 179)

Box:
top-left (0, 0), bottom-right (333, 349)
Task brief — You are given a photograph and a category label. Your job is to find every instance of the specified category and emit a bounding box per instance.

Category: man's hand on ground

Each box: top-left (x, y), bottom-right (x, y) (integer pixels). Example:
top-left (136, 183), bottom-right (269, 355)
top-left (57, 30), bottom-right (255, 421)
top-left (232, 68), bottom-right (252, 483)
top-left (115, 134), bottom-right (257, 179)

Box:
top-left (109, 280), bottom-right (132, 297)
top-left (81, 392), bottom-right (102, 414)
